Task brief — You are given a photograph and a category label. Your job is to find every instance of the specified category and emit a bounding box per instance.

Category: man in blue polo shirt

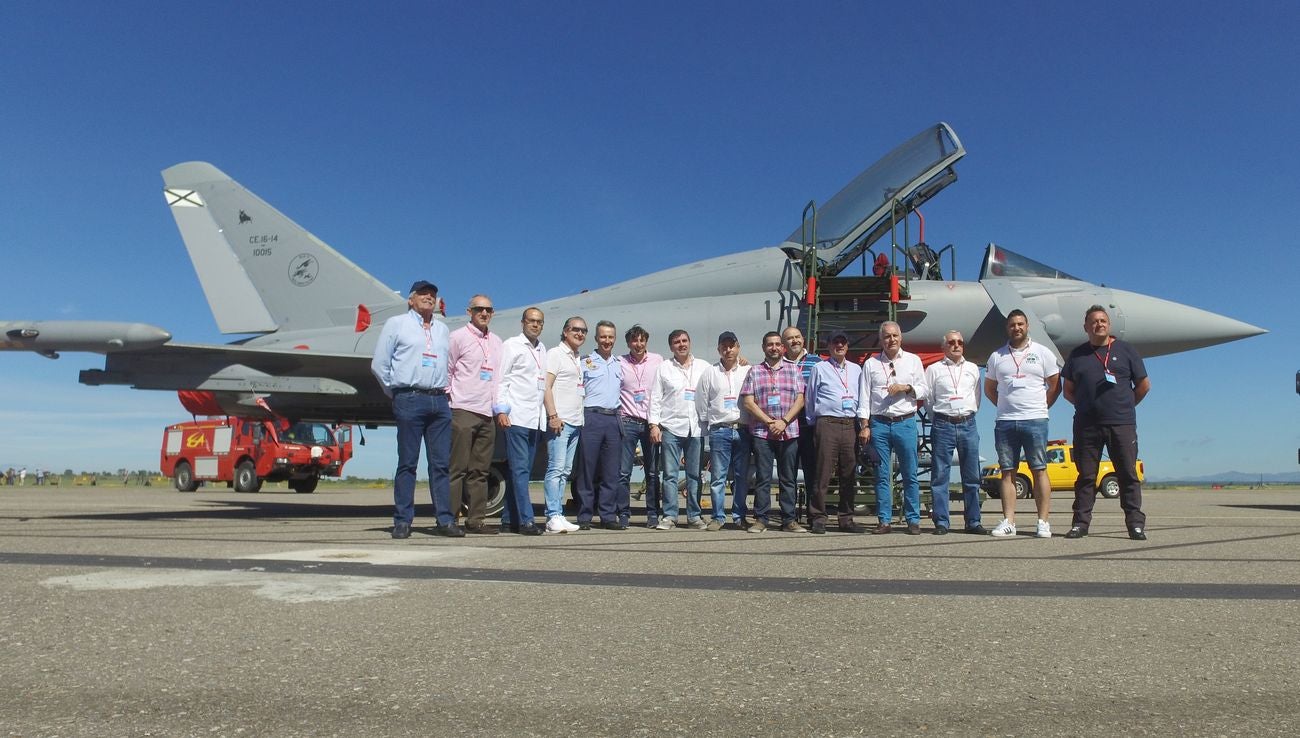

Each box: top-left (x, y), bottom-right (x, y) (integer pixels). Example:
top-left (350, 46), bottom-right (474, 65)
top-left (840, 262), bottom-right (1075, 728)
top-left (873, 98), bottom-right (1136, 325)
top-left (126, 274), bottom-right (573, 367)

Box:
top-left (371, 280), bottom-right (460, 539)
top-left (1062, 305), bottom-right (1151, 540)
top-left (576, 320), bottom-right (626, 529)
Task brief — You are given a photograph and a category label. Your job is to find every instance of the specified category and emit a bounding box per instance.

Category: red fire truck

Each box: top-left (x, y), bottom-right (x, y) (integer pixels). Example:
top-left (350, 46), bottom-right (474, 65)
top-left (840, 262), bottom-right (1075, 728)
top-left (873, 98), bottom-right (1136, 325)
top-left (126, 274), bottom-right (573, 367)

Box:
top-left (161, 417), bottom-right (353, 493)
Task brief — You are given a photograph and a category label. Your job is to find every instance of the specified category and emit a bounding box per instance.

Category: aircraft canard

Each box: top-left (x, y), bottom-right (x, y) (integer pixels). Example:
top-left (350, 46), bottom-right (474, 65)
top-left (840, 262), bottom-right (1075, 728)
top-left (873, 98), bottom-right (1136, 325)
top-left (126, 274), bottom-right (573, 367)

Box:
top-left (1, 123), bottom-right (1266, 425)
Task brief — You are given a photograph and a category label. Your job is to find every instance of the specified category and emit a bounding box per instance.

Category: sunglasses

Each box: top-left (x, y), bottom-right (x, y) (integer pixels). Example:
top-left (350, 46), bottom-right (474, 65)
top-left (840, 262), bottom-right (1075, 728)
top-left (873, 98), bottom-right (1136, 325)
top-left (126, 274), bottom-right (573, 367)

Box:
top-left (569, 327), bottom-right (588, 334)
top-left (469, 306), bottom-right (494, 314)
top-left (946, 339), bottom-right (964, 346)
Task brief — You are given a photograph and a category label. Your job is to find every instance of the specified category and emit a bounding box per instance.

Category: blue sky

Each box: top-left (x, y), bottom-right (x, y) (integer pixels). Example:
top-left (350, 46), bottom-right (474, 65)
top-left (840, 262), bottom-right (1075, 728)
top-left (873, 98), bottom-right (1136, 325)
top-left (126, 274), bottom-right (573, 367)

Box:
top-left (1, 1), bottom-right (1296, 480)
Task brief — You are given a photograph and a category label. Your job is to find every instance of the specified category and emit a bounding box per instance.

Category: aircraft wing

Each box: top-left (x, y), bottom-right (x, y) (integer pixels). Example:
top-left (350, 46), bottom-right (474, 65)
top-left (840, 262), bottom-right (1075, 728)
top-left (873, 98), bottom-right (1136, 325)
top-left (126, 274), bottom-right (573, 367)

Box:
top-left (77, 342), bottom-right (393, 424)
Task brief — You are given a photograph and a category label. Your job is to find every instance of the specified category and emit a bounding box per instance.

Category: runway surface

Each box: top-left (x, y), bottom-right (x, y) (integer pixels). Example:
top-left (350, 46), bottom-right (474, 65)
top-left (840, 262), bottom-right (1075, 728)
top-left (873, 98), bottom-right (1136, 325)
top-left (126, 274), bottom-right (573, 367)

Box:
top-left (3, 484), bottom-right (1297, 736)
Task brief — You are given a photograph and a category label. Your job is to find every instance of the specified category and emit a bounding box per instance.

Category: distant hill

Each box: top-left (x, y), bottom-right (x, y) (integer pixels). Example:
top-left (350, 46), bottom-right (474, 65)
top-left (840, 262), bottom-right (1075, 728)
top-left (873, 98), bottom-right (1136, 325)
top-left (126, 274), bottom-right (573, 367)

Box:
top-left (1148, 471), bottom-right (1300, 484)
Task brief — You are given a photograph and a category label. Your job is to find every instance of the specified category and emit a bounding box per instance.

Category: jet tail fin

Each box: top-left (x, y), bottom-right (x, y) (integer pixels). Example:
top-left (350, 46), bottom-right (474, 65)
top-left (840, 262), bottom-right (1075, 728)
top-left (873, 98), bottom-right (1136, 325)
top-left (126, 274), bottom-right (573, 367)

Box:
top-left (162, 162), bottom-right (403, 334)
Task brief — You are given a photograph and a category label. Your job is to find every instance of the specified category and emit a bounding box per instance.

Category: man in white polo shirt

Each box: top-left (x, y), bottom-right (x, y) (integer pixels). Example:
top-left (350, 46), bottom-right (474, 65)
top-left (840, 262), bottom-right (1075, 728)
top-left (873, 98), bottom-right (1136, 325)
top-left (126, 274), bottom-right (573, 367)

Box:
top-left (984, 309), bottom-right (1061, 539)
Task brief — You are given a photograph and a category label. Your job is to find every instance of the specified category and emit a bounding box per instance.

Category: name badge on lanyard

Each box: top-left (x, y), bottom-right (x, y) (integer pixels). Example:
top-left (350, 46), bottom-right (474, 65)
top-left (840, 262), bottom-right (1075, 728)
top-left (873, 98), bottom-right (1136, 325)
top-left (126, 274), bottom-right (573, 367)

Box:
top-left (767, 394), bottom-right (781, 407)
top-left (683, 388), bottom-right (696, 403)
top-left (723, 395), bottom-right (737, 410)
top-left (421, 352), bottom-right (437, 368)
top-left (841, 394), bottom-right (855, 411)
top-left (1104, 372), bottom-right (1117, 384)
top-left (577, 382), bottom-right (586, 398)
top-left (479, 365), bottom-right (493, 382)
top-left (633, 388), bottom-right (646, 404)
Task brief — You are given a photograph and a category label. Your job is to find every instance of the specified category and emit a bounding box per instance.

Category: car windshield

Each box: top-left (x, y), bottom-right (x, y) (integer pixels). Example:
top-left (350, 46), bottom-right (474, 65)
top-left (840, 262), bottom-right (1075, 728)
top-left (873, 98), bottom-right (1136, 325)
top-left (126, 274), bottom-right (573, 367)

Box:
top-left (283, 422), bottom-right (335, 445)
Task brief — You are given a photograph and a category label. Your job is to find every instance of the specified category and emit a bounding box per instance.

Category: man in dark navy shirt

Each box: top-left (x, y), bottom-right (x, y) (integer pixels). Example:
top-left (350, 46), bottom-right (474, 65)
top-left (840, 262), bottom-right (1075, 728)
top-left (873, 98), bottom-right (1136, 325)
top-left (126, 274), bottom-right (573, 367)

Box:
top-left (1061, 305), bottom-right (1151, 540)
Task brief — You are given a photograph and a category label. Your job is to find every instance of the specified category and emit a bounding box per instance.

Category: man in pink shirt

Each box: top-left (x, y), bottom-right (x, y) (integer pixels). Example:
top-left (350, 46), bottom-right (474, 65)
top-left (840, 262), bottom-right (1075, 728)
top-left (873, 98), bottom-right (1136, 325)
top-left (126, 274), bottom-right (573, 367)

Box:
top-left (448, 294), bottom-right (504, 533)
top-left (617, 325), bottom-right (665, 527)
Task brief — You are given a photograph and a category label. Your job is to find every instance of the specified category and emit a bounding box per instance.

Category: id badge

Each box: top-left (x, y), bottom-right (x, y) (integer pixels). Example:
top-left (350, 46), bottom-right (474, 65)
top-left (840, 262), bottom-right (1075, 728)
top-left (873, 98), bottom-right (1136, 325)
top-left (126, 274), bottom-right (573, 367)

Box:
top-left (841, 395), bottom-right (855, 411)
top-left (766, 394), bottom-right (781, 407)
top-left (683, 388), bottom-right (696, 402)
top-left (421, 352), bottom-right (436, 368)
top-left (948, 396), bottom-right (969, 413)
top-left (1011, 374), bottom-right (1031, 389)
top-left (479, 366), bottom-right (493, 382)
top-left (1104, 372), bottom-right (1117, 384)
top-left (577, 382), bottom-right (586, 398)
top-left (723, 395), bottom-right (737, 410)
top-left (536, 376), bottom-right (546, 390)
top-left (633, 389), bottom-right (646, 403)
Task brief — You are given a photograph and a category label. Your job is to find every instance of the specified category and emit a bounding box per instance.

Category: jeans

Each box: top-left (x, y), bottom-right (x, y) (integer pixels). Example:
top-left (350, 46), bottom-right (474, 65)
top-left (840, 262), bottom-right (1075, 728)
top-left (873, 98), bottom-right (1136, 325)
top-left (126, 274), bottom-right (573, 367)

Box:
top-left (707, 426), bottom-right (747, 523)
top-left (660, 430), bottom-right (702, 522)
top-left (501, 426), bottom-right (542, 528)
top-left (620, 417), bottom-right (660, 524)
top-left (994, 418), bottom-right (1049, 471)
top-left (543, 422), bottom-right (581, 519)
top-left (752, 434), bottom-right (798, 525)
top-left (930, 415), bottom-right (982, 530)
top-left (870, 417), bottom-right (919, 525)
top-left (392, 391), bottom-right (453, 527)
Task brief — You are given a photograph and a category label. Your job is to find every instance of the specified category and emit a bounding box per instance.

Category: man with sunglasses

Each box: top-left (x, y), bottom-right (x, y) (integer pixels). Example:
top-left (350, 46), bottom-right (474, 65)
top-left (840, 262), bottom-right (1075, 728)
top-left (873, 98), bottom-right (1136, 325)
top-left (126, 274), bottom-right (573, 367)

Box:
top-left (858, 321), bottom-right (928, 535)
top-left (448, 295), bottom-right (503, 534)
top-left (542, 317), bottom-right (588, 532)
top-left (924, 330), bottom-right (985, 534)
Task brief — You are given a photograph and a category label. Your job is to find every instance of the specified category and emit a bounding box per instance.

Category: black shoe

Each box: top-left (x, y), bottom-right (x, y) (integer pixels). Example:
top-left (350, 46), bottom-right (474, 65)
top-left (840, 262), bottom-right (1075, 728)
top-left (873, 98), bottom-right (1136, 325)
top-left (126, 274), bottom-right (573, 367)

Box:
top-left (1065, 526), bottom-right (1088, 539)
top-left (933, 526), bottom-right (949, 536)
top-left (391, 522), bottom-right (411, 539)
top-left (577, 521), bottom-right (592, 530)
top-left (964, 525), bottom-right (987, 535)
top-left (434, 524), bottom-right (466, 538)
top-left (465, 523), bottom-right (498, 535)
top-left (906, 523), bottom-right (921, 535)
top-left (810, 520), bottom-right (826, 534)
top-left (1128, 527), bottom-right (1147, 541)
top-left (518, 523), bottom-right (543, 536)
top-left (498, 524), bottom-right (520, 534)
top-left (839, 521), bottom-right (866, 533)
top-left (602, 520), bottom-right (626, 530)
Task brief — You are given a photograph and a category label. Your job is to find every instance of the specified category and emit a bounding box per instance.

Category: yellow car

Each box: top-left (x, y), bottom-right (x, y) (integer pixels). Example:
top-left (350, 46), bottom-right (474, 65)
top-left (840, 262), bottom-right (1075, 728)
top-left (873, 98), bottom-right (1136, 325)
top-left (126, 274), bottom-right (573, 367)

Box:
top-left (980, 440), bottom-right (1144, 500)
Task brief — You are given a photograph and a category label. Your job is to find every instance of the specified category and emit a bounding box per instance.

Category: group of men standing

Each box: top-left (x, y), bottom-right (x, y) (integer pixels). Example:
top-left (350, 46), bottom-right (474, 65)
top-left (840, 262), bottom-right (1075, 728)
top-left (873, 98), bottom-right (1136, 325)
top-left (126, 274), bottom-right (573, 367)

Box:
top-left (371, 279), bottom-right (1149, 541)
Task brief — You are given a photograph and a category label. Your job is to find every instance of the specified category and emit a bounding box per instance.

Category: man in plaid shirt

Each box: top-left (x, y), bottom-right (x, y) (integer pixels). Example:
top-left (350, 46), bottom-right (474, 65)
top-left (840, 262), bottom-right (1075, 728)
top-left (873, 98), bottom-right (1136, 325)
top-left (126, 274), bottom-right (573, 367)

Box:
top-left (739, 331), bottom-right (807, 533)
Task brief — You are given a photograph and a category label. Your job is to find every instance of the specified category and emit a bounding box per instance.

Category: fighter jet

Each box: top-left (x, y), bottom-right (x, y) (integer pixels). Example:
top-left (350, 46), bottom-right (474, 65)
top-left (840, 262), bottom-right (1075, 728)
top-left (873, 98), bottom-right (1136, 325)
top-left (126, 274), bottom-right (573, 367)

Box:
top-left (0, 122), bottom-right (1265, 425)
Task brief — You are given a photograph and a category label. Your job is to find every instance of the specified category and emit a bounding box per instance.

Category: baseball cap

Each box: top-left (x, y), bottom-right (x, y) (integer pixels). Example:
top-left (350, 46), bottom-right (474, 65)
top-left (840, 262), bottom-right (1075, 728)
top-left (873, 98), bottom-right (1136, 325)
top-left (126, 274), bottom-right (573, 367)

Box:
top-left (408, 280), bottom-right (438, 295)
top-left (717, 331), bottom-right (739, 345)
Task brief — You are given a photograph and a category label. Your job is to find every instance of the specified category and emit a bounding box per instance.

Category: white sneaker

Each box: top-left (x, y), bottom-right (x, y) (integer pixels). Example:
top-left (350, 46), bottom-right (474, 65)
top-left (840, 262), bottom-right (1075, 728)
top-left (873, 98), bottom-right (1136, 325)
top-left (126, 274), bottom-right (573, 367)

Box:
top-left (688, 518), bottom-right (708, 530)
top-left (990, 518), bottom-right (1017, 538)
top-left (546, 515), bottom-right (579, 533)
top-left (1035, 519), bottom-right (1052, 538)
top-left (654, 518), bottom-right (677, 531)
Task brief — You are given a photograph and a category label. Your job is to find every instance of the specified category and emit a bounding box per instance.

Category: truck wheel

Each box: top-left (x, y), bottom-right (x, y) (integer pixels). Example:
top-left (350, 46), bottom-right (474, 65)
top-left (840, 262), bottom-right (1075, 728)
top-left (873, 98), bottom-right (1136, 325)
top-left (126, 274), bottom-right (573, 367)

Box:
top-left (1099, 474), bottom-right (1120, 499)
top-left (1014, 474), bottom-right (1032, 499)
top-left (234, 461), bottom-right (259, 493)
top-left (485, 463), bottom-right (507, 517)
top-left (290, 476), bottom-right (318, 494)
top-left (173, 462), bottom-right (199, 492)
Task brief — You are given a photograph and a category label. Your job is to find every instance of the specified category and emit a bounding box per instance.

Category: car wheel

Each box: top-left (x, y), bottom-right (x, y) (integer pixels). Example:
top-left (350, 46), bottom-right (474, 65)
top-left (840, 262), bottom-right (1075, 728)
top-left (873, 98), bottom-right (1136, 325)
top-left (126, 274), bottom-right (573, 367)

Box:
top-left (173, 462), bottom-right (198, 492)
top-left (485, 463), bottom-right (507, 517)
top-left (1099, 474), bottom-right (1120, 499)
top-left (1014, 474), bottom-right (1032, 499)
top-left (234, 461), bottom-right (259, 493)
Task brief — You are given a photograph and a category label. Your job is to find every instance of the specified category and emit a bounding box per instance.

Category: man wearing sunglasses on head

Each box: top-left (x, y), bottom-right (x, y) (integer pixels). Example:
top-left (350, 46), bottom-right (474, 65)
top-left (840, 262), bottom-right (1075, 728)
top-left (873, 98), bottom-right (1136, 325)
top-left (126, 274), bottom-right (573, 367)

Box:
top-left (448, 295), bottom-right (503, 534)
top-left (924, 330), bottom-right (985, 535)
top-left (542, 317), bottom-right (588, 533)
top-left (858, 321), bottom-right (928, 535)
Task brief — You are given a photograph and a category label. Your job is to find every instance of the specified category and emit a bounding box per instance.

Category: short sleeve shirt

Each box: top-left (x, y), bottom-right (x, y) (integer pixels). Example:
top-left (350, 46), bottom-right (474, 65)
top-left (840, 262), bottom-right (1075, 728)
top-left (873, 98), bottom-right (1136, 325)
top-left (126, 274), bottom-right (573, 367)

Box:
top-left (1061, 338), bottom-right (1147, 425)
top-left (985, 341), bottom-right (1059, 420)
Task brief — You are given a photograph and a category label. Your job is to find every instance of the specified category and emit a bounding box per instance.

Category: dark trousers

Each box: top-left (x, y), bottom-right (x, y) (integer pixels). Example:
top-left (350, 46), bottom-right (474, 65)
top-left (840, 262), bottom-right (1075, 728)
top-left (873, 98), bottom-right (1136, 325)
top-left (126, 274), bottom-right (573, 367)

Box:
top-left (753, 434), bottom-right (799, 525)
top-left (796, 429), bottom-right (817, 518)
top-left (1072, 421), bottom-right (1146, 529)
top-left (578, 410), bottom-right (623, 524)
top-left (450, 408), bottom-right (495, 526)
top-left (392, 391), bottom-right (453, 527)
top-left (620, 417), bottom-right (660, 524)
top-left (810, 418), bottom-right (857, 525)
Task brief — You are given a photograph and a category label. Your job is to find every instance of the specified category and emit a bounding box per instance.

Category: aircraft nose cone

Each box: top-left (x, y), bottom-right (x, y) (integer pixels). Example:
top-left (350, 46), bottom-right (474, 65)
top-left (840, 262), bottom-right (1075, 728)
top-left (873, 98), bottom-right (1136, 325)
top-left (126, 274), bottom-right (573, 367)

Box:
top-left (1111, 289), bottom-right (1266, 356)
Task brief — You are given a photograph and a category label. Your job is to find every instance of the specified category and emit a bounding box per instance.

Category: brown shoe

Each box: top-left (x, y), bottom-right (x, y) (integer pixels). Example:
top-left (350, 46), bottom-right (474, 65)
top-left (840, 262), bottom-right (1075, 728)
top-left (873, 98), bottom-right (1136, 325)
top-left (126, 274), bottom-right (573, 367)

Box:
top-left (464, 522), bottom-right (497, 535)
top-left (906, 523), bottom-right (921, 535)
top-left (839, 520), bottom-right (866, 533)
top-left (872, 523), bottom-right (893, 535)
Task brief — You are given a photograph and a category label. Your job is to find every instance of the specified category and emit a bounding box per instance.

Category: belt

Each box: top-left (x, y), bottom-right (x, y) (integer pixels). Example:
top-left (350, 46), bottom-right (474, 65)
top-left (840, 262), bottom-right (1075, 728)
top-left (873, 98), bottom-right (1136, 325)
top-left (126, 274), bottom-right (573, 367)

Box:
top-left (820, 416), bottom-right (855, 425)
top-left (620, 415), bottom-right (648, 425)
top-left (393, 386), bottom-right (447, 396)
top-left (710, 421), bottom-right (739, 430)
top-left (933, 412), bottom-right (974, 424)
top-left (586, 407), bottom-right (619, 415)
top-left (871, 412), bottom-right (915, 423)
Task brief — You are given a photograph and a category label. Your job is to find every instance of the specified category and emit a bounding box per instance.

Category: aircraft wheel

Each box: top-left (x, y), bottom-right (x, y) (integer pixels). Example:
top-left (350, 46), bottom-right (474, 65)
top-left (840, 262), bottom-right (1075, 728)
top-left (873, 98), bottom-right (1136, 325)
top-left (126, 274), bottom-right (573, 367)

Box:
top-left (1014, 474), bottom-right (1032, 499)
top-left (234, 461), bottom-right (259, 493)
top-left (173, 462), bottom-right (199, 492)
top-left (1099, 474), bottom-right (1120, 499)
top-left (290, 476), bottom-right (318, 494)
top-left (485, 463), bottom-right (507, 517)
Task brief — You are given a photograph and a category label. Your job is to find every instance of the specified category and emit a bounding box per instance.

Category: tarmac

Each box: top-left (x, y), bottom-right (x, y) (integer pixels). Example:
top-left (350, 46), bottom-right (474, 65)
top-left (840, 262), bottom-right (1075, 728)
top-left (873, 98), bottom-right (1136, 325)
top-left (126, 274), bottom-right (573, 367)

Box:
top-left (2, 484), bottom-right (1298, 737)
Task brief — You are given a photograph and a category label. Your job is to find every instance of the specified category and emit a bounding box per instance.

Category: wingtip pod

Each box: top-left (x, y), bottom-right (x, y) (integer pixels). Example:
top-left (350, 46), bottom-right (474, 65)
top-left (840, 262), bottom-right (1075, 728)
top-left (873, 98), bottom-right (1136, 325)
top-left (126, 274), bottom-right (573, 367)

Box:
top-left (0, 321), bottom-right (171, 354)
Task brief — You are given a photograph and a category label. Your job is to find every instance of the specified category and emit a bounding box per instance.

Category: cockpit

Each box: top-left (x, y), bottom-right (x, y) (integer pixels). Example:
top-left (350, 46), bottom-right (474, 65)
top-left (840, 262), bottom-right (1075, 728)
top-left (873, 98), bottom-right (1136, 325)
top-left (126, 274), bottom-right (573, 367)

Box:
top-left (979, 244), bottom-right (1081, 281)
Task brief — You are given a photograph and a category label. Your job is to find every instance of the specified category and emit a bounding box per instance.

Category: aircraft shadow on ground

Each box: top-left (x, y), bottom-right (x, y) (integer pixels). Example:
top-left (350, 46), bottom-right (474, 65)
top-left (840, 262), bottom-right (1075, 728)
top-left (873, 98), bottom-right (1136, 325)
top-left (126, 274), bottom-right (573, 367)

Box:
top-left (42, 501), bottom-right (628, 523)
top-left (1221, 504), bottom-right (1300, 513)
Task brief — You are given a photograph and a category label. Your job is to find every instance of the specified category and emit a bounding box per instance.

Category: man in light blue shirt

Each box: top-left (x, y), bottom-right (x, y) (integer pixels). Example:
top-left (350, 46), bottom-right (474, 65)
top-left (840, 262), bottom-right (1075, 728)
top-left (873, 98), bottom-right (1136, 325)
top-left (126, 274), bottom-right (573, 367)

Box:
top-left (576, 320), bottom-right (626, 529)
top-left (804, 330), bottom-right (866, 534)
top-left (370, 280), bottom-right (459, 540)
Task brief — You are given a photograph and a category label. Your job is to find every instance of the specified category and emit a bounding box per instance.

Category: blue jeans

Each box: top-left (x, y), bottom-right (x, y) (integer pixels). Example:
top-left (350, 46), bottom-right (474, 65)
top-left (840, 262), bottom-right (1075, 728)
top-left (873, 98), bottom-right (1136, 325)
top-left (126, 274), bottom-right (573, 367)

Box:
top-left (752, 434), bottom-right (798, 525)
top-left (620, 417), bottom-right (660, 524)
top-left (501, 426), bottom-right (542, 528)
top-left (660, 430), bottom-right (702, 522)
top-left (392, 391), bottom-right (453, 527)
top-left (930, 416), bottom-right (982, 530)
top-left (708, 426), bottom-right (748, 523)
top-left (994, 418), bottom-right (1049, 471)
top-left (870, 417), bottom-right (919, 525)
top-left (544, 422), bottom-right (581, 519)
top-left (731, 430), bottom-right (754, 523)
